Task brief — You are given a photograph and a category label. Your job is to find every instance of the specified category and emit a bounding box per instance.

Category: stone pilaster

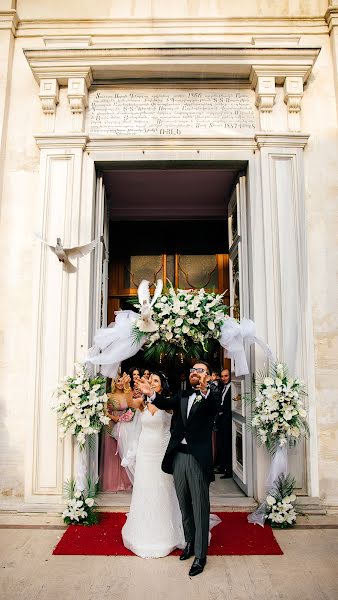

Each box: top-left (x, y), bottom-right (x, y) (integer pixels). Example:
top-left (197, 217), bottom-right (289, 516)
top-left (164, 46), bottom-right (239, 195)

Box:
top-left (326, 2), bottom-right (338, 122)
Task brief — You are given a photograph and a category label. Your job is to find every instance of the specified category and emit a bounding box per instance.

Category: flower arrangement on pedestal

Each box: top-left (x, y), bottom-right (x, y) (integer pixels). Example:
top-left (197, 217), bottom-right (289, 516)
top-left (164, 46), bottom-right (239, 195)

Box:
top-left (133, 285), bottom-right (230, 361)
top-left (62, 478), bottom-right (100, 526)
top-left (53, 363), bottom-right (110, 448)
top-left (248, 363), bottom-right (308, 528)
top-left (250, 362), bottom-right (308, 452)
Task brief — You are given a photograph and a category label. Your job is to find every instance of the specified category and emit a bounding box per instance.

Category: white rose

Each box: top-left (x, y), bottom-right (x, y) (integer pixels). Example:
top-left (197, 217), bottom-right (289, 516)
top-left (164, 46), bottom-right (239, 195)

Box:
top-left (207, 321), bottom-right (215, 330)
top-left (165, 331), bottom-right (173, 340)
top-left (298, 408), bottom-right (307, 418)
top-left (275, 377), bottom-right (282, 387)
top-left (193, 318), bottom-right (200, 325)
top-left (290, 494), bottom-right (296, 502)
top-left (264, 377), bottom-right (274, 386)
top-left (266, 495), bottom-right (276, 506)
top-left (182, 325), bottom-right (189, 334)
top-left (175, 318), bottom-right (183, 326)
top-left (74, 490), bottom-right (82, 499)
top-left (85, 497), bottom-right (94, 507)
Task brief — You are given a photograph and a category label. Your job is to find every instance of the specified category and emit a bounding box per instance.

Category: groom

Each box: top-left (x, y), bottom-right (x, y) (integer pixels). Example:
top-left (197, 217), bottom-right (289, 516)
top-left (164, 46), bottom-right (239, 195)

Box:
top-left (138, 361), bottom-right (221, 576)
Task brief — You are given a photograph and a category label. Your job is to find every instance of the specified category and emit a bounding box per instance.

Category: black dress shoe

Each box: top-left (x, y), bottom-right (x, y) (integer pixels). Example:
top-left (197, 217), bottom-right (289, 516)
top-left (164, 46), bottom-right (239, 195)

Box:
top-left (179, 542), bottom-right (194, 561)
top-left (189, 557), bottom-right (206, 577)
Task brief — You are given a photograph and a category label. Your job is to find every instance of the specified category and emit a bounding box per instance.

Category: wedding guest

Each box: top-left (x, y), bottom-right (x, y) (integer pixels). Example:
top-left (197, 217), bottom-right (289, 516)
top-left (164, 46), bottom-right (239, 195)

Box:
top-left (178, 371), bottom-right (188, 392)
top-left (215, 368), bottom-right (232, 478)
top-left (142, 368), bottom-right (151, 380)
top-left (128, 366), bottom-right (141, 389)
top-left (99, 376), bottom-right (134, 492)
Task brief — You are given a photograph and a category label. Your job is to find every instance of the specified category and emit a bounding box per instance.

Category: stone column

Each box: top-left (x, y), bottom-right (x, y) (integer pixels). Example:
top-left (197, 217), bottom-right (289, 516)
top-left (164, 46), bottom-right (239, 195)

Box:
top-left (252, 134), bottom-right (318, 501)
top-left (326, 1), bottom-right (338, 122)
top-left (0, 2), bottom-right (17, 206)
top-left (26, 134), bottom-right (94, 505)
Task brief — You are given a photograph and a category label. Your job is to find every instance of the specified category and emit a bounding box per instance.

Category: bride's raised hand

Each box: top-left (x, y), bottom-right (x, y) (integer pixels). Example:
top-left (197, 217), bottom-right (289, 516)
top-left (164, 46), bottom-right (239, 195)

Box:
top-left (137, 376), bottom-right (153, 397)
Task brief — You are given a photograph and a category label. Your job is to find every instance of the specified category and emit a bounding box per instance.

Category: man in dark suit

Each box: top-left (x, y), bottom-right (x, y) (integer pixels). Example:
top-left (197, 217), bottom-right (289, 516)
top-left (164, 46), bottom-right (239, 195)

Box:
top-left (215, 368), bottom-right (232, 478)
top-left (138, 361), bottom-right (221, 576)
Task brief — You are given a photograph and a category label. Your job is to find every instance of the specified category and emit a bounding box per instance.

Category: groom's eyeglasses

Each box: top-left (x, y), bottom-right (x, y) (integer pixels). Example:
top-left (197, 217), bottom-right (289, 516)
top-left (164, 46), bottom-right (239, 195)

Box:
top-left (190, 367), bottom-right (207, 373)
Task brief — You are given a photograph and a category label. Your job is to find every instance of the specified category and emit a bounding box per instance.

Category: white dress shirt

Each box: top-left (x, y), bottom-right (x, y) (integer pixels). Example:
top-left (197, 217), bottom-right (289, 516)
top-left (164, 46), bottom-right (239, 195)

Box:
top-left (181, 389), bottom-right (209, 444)
top-left (220, 383), bottom-right (231, 408)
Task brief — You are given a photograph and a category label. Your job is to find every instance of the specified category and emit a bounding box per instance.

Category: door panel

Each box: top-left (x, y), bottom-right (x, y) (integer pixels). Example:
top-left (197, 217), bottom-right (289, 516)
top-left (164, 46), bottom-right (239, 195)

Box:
top-left (228, 174), bottom-right (252, 496)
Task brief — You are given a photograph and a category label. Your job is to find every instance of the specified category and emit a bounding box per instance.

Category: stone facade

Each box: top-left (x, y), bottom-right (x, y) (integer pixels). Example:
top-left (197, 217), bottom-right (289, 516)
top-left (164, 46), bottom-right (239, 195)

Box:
top-left (0, 1), bottom-right (337, 511)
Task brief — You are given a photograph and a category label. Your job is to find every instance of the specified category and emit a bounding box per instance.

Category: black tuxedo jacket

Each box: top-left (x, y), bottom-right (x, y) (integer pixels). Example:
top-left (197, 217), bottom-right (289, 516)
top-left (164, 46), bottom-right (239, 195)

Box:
top-left (152, 388), bottom-right (221, 483)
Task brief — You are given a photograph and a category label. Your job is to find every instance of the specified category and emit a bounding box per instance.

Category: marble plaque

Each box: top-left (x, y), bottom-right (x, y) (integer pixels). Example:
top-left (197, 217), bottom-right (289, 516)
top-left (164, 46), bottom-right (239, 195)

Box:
top-left (88, 89), bottom-right (256, 136)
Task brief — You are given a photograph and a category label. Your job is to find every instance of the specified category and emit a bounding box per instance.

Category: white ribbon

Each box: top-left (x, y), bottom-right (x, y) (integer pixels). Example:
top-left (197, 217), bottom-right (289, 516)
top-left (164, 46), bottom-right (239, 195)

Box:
top-left (75, 434), bottom-right (99, 492)
top-left (220, 317), bottom-right (275, 377)
top-left (85, 310), bottom-right (148, 378)
top-left (247, 445), bottom-right (288, 527)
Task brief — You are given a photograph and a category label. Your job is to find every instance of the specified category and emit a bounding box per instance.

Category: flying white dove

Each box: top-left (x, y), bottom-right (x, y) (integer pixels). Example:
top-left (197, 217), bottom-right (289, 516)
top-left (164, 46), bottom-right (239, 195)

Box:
top-left (38, 236), bottom-right (100, 273)
top-left (136, 279), bottom-right (163, 333)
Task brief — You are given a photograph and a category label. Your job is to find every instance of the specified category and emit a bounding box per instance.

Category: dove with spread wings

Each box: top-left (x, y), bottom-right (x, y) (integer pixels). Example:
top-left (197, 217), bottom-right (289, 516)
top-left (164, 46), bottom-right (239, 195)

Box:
top-left (136, 279), bottom-right (163, 333)
top-left (38, 236), bottom-right (100, 273)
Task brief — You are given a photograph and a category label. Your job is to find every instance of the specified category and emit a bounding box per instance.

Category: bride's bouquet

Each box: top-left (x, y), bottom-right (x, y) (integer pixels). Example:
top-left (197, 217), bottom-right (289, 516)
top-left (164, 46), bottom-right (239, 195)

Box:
top-left (53, 363), bottom-right (110, 448)
top-left (250, 363), bottom-right (308, 452)
top-left (133, 284), bottom-right (229, 361)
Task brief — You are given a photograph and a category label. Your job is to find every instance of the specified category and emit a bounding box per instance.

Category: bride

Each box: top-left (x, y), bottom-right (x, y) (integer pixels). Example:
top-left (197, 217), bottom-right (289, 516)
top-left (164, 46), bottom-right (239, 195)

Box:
top-left (122, 371), bottom-right (185, 558)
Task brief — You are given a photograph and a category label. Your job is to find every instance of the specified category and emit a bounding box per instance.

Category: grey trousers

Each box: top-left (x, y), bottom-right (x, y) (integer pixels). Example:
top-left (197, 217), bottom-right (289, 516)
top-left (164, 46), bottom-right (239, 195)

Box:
top-left (173, 452), bottom-right (210, 559)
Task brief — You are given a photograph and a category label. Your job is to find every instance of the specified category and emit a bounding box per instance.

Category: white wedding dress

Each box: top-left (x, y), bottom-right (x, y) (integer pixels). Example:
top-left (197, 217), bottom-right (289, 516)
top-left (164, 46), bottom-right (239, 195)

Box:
top-left (122, 407), bottom-right (185, 558)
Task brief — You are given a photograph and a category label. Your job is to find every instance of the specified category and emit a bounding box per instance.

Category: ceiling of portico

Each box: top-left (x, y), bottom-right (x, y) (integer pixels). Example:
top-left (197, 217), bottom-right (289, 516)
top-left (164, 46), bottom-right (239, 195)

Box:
top-left (101, 164), bottom-right (239, 221)
top-left (24, 46), bottom-right (321, 86)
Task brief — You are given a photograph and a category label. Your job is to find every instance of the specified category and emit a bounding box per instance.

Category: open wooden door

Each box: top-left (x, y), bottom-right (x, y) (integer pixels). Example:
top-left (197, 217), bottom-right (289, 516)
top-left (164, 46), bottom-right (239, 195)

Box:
top-left (228, 173), bottom-right (253, 496)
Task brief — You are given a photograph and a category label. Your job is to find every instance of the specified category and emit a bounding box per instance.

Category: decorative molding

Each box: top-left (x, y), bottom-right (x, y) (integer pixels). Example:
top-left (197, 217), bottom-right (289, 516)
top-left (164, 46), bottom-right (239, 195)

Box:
top-left (325, 6), bottom-right (338, 33)
top-left (0, 9), bottom-right (18, 34)
top-left (254, 76), bottom-right (276, 132)
top-left (251, 36), bottom-right (301, 47)
top-left (255, 133), bottom-right (309, 149)
top-left (38, 78), bottom-right (59, 132)
top-left (284, 76), bottom-right (304, 132)
top-left (67, 77), bottom-right (89, 132)
top-left (43, 35), bottom-right (92, 48)
top-left (34, 133), bottom-right (88, 149)
top-left (23, 46), bottom-right (320, 87)
top-left (86, 134), bottom-right (258, 152)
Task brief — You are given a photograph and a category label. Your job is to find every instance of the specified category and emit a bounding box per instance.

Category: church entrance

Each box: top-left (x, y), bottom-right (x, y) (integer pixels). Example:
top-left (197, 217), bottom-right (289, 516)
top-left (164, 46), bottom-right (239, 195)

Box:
top-left (93, 160), bottom-right (254, 504)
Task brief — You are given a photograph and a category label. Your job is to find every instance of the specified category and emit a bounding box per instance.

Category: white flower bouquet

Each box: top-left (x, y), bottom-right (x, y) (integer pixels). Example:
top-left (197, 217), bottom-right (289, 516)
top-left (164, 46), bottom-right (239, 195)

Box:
top-left (265, 474), bottom-right (297, 528)
top-left (53, 363), bottom-right (110, 448)
top-left (133, 285), bottom-right (229, 361)
top-left (62, 478), bottom-right (99, 526)
top-left (251, 363), bottom-right (308, 452)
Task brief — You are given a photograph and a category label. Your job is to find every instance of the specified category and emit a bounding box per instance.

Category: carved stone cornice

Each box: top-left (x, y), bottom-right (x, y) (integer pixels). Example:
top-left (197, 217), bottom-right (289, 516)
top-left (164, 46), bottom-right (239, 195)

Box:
top-left (23, 46), bottom-right (320, 86)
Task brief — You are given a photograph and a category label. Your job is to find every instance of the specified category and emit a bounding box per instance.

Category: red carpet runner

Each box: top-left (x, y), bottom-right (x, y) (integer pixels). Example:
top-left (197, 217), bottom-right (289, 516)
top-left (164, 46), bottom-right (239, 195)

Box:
top-left (53, 512), bottom-right (283, 556)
